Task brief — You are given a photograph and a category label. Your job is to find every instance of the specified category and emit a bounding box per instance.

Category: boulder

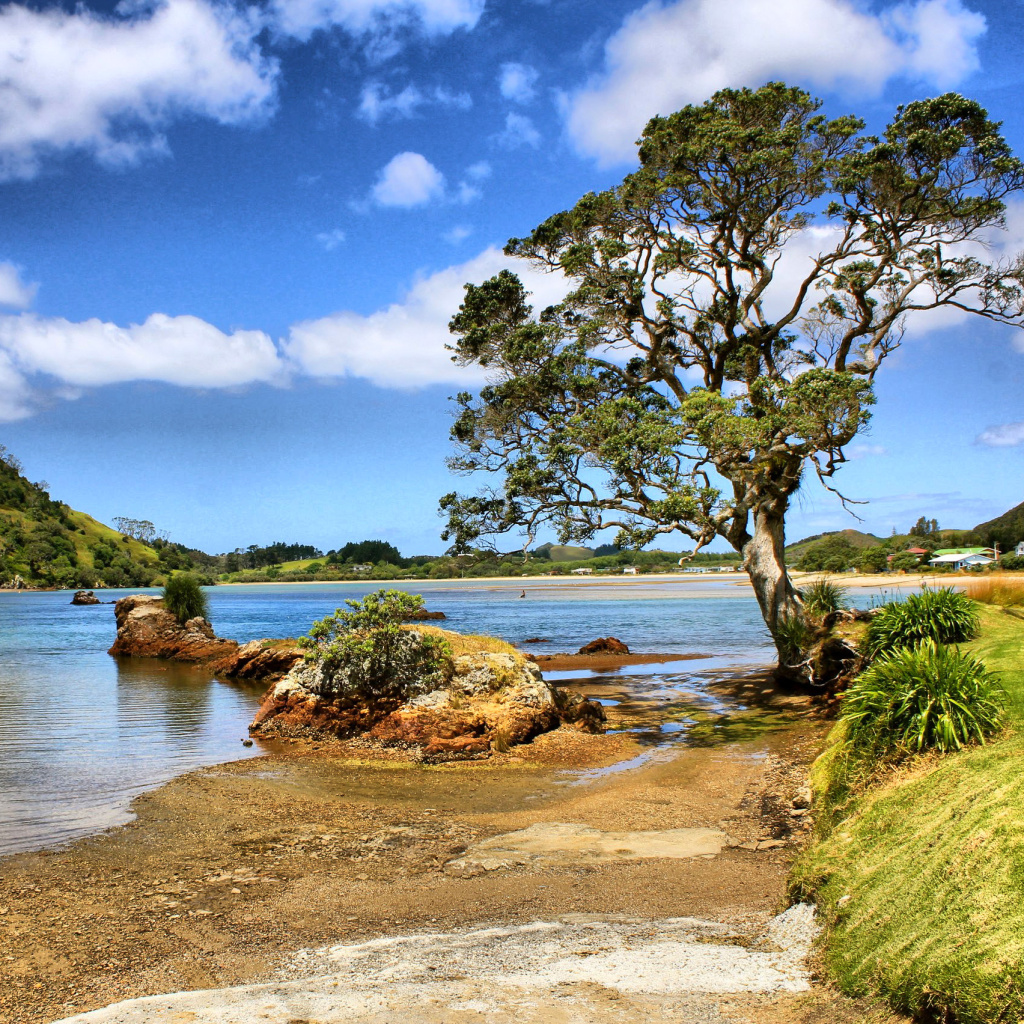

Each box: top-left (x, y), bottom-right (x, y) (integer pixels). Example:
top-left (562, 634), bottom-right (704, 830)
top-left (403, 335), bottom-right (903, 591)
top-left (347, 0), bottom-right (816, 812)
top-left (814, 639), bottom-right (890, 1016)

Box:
top-left (71, 590), bottom-right (101, 605)
top-left (210, 639), bottom-right (303, 681)
top-left (577, 636), bottom-right (630, 656)
top-left (401, 608), bottom-right (447, 621)
top-left (249, 637), bottom-right (570, 758)
top-left (108, 595), bottom-right (238, 662)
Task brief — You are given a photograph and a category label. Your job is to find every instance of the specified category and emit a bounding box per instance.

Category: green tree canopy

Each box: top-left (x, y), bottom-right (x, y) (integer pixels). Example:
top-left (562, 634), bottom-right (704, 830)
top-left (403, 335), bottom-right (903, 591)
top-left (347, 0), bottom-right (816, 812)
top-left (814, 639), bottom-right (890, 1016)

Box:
top-left (439, 83), bottom-right (1024, 676)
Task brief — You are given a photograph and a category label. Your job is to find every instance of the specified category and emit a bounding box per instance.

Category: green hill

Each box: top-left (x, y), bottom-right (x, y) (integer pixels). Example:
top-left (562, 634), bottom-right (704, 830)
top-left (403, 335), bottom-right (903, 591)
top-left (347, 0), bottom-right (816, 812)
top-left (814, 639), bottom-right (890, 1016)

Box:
top-left (785, 529), bottom-right (883, 561)
top-left (0, 452), bottom-right (174, 589)
top-left (974, 501), bottom-right (1024, 551)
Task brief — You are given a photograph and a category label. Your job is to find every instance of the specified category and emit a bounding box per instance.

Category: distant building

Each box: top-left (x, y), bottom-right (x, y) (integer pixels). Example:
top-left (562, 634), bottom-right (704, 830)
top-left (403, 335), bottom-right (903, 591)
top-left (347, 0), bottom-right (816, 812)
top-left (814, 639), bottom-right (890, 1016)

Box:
top-left (929, 552), bottom-right (995, 570)
top-left (622, 566), bottom-right (639, 574)
top-left (682, 566), bottom-right (711, 574)
top-left (1016, 542), bottom-right (1024, 557)
top-left (571, 567), bottom-right (593, 575)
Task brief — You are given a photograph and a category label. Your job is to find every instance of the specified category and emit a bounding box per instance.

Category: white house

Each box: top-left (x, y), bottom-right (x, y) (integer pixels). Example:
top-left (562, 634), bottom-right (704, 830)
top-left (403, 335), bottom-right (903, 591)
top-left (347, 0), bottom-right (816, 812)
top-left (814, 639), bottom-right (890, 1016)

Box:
top-left (571, 567), bottom-right (593, 575)
top-left (929, 552), bottom-right (995, 570)
top-left (622, 566), bottom-right (639, 575)
top-left (1016, 541), bottom-right (1024, 557)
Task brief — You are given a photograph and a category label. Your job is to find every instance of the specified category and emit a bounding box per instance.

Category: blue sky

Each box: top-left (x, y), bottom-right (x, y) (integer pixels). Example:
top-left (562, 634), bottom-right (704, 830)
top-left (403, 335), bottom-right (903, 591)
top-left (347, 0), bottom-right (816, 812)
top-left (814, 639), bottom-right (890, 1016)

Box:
top-left (0, 0), bottom-right (1022, 554)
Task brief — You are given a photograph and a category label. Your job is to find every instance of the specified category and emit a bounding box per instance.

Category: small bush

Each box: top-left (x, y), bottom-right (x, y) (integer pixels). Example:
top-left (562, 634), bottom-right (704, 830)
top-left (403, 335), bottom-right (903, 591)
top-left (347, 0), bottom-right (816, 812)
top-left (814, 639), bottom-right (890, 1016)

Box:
top-left (801, 577), bottom-right (848, 617)
top-left (162, 572), bottom-right (209, 624)
top-left (841, 640), bottom-right (1005, 756)
top-left (863, 587), bottom-right (978, 657)
top-left (298, 589), bottom-right (451, 700)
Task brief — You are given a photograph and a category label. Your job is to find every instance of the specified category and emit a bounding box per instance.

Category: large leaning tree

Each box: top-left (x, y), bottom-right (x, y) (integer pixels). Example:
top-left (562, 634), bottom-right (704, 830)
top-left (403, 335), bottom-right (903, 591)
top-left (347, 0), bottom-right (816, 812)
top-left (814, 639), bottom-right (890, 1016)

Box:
top-left (439, 83), bottom-right (1024, 675)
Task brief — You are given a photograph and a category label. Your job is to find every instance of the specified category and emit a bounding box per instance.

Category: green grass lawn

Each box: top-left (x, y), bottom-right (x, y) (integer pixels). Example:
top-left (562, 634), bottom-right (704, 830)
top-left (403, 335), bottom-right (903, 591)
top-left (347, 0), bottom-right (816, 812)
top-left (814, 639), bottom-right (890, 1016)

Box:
top-left (791, 605), bottom-right (1024, 1023)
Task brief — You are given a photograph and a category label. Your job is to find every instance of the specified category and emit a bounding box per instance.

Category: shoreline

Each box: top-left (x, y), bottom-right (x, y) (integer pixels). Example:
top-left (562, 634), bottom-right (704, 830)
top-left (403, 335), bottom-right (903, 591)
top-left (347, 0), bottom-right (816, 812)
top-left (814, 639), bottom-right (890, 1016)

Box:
top-left (0, 663), bottom-right (866, 1024)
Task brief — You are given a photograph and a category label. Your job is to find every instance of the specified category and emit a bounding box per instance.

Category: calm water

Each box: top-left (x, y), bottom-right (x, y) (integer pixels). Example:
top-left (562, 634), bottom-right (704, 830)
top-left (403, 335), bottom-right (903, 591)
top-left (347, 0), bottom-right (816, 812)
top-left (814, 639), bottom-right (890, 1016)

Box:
top-left (0, 576), bottom-right (906, 857)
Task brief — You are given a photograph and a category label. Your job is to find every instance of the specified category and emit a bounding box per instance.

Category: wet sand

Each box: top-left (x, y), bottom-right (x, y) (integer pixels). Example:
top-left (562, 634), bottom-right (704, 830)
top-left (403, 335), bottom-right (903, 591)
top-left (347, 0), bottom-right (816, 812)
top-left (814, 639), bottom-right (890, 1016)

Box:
top-left (0, 670), bottom-right (899, 1024)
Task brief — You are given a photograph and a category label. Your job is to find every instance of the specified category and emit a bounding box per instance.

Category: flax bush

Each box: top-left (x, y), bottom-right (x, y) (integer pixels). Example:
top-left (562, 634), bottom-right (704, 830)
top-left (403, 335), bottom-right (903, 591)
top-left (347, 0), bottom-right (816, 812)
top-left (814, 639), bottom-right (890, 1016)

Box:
top-left (841, 640), bottom-right (1005, 756)
top-left (863, 587), bottom-right (979, 657)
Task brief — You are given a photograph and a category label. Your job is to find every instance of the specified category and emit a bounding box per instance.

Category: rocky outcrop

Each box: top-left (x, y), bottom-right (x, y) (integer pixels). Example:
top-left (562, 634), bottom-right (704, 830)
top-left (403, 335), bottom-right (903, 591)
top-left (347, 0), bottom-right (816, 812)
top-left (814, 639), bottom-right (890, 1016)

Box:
top-left (209, 639), bottom-right (303, 681)
top-left (71, 590), bottom-right (100, 605)
top-left (401, 608), bottom-right (447, 621)
top-left (108, 595), bottom-right (239, 662)
top-left (249, 643), bottom-right (587, 760)
top-left (578, 636), bottom-right (630, 656)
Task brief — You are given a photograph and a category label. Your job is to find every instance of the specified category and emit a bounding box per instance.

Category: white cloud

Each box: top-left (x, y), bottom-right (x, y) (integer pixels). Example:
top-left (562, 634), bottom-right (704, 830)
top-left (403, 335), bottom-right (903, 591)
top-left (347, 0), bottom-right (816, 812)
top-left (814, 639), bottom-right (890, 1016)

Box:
top-left (0, 312), bottom-right (284, 389)
top-left (499, 62), bottom-right (539, 103)
top-left (976, 422), bottom-right (1024, 448)
top-left (0, 0), bottom-right (277, 180)
top-left (316, 229), bottom-right (347, 250)
top-left (283, 246), bottom-right (569, 388)
top-left (443, 225), bottom-right (473, 243)
top-left (464, 160), bottom-right (491, 181)
top-left (269, 0), bottom-right (485, 42)
top-left (566, 0), bottom-right (986, 165)
top-left (0, 264), bottom-right (37, 310)
top-left (371, 151), bottom-right (446, 207)
top-left (494, 112), bottom-right (541, 149)
top-left (846, 443), bottom-right (888, 459)
top-left (357, 82), bottom-right (471, 124)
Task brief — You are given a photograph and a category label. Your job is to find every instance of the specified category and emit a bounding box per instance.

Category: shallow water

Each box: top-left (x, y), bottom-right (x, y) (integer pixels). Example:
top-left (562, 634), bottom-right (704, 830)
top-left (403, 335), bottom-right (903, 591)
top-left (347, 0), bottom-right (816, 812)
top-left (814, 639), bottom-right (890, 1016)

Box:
top-left (0, 577), bottom-right (904, 857)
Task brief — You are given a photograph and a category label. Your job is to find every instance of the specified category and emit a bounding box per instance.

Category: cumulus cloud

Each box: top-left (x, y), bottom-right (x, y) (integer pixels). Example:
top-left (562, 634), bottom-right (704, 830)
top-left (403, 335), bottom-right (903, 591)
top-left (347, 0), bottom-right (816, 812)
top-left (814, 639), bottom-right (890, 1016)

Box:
top-left (0, 313), bottom-right (284, 390)
top-left (566, 0), bottom-right (986, 164)
top-left (499, 62), bottom-right (539, 103)
top-left (494, 112), bottom-right (541, 149)
top-left (357, 82), bottom-right (471, 124)
top-left (0, 248), bottom-right (568, 417)
top-left (0, 0), bottom-right (278, 180)
top-left (371, 151), bottom-right (446, 207)
top-left (976, 422), bottom-right (1024, 447)
top-left (0, 264), bottom-right (37, 310)
top-left (268, 0), bottom-right (485, 42)
top-left (283, 246), bottom-right (569, 388)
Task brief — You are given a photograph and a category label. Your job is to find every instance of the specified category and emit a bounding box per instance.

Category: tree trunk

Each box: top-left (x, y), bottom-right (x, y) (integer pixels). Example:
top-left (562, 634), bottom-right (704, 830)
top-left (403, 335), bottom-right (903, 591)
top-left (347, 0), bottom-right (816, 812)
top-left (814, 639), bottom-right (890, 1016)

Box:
top-left (741, 504), bottom-right (805, 667)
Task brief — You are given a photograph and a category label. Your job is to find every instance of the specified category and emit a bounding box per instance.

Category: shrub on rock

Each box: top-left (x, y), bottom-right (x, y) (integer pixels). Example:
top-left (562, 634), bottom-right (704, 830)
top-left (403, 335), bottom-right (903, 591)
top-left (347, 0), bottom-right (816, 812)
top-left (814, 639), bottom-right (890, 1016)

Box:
top-left (297, 589), bottom-right (451, 700)
top-left (162, 572), bottom-right (209, 625)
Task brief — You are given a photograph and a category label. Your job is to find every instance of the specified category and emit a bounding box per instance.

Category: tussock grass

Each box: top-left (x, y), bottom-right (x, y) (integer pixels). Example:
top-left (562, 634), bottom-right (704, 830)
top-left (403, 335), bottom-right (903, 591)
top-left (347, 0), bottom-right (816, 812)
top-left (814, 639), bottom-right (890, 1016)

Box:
top-left (792, 605), bottom-right (1024, 1023)
top-left (404, 625), bottom-right (522, 661)
top-left (966, 575), bottom-right (1024, 609)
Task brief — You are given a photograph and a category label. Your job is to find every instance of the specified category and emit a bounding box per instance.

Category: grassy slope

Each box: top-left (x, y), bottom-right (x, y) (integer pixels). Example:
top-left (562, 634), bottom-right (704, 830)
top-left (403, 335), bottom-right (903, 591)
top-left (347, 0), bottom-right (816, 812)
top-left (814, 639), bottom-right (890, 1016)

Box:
top-left (785, 529), bottom-right (883, 560)
top-left (65, 509), bottom-right (160, 569)
top-left (792, 605), bottom-right (1024, 1023)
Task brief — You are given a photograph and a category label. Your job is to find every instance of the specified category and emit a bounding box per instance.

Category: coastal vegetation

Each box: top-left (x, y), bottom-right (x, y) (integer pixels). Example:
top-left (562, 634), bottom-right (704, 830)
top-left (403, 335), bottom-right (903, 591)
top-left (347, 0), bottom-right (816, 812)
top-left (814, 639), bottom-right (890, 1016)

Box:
top-left (793, 602), bottom-right (1024, 1022)
top-left (161, 572), bottom-right (209, 625)
top-left (437, 83), bottom-right (1024, 679)
top-left (298, 590), bottom-right (452, 699)
top-left (861, 587), bottom-right (979, 656)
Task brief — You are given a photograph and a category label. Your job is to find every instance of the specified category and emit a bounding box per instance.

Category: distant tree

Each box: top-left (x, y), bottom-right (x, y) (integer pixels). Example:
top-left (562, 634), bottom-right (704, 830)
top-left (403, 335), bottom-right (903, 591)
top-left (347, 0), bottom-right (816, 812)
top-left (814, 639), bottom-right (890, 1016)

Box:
top-left (856, 546), bottom-right (890, 574)
top-left (440, 84), bottom-right (1024, 677)
top-left (909, 517), bottom-right (940, 537)
top-left (337, 539), bottom-right (404, 566)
